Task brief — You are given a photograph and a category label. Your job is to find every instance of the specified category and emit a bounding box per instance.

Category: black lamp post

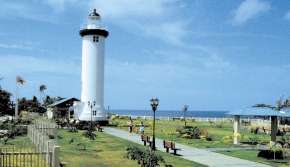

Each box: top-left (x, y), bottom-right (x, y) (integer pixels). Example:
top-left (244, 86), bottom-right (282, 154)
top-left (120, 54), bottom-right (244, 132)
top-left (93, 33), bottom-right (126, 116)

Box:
top-left (88, 100), bottom-right (96, 130)
top-left (150, 97), bottom-right (159, 150)
top-left (183, 105), bottom-right (188, 127)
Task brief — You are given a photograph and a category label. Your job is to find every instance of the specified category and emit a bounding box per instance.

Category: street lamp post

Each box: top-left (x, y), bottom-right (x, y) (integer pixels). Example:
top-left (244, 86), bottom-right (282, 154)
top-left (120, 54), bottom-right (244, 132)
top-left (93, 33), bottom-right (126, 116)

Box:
top-left (150, 97), bottom-right (159, 151)
top-left (183, 105), bottom-right (188, 127)
top-left (88, 101), bottom-right (96, 130)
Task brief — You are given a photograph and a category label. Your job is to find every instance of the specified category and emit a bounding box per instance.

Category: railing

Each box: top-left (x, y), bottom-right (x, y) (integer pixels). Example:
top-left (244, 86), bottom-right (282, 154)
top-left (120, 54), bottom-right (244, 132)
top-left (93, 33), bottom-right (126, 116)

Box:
top-left (0, 146), bottom-right (50, 167)
top-left (26, 121), bottom-right (60, 167)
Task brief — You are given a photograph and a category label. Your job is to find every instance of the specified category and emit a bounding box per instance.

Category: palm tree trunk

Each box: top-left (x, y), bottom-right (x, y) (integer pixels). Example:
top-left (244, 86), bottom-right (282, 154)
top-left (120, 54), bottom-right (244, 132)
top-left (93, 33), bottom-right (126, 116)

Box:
top-left (15, 83), bottom-right (19, 120)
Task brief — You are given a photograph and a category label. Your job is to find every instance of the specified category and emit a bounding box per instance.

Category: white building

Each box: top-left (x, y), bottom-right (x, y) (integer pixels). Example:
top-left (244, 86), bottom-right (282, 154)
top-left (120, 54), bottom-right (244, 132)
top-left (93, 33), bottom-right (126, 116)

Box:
top-left (74, 9), bottom-right (109, 123)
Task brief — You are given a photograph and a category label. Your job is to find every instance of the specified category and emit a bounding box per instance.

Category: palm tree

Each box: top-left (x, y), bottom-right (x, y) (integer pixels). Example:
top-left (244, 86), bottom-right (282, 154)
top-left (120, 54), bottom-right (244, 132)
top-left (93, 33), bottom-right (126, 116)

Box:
top-left (0, 77), bottom-right (3, 89)
top-left (39, 84), bottom-right (47, 104)
top-left (15, 76), bottom-right (25, 119)
top-left (16, 76), bottom-right (25, 85)
top-left (182, 105), bottom-right (189, 127)
top-left (253, 97), bottom-right (290, 111)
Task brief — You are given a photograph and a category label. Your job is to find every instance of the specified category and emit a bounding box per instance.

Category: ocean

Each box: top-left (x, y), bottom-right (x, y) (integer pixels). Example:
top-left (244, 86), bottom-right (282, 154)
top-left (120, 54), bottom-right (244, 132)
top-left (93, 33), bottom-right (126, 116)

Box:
top-left (109, 109), bottom-right (229, 118)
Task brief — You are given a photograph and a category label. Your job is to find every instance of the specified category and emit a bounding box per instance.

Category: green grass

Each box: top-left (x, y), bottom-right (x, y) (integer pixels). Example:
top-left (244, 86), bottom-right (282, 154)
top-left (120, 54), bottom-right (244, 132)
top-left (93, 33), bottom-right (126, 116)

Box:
top-left (58, 129), bottom-right (206, 167)
top-left (111, 118), bottom-right (290, 166)
top-left (219, 150), bottom-right (290, 167)
top-left (0, 135), bottom-right (34, 148)
top-left (111, 118), bottom-right (272, 148)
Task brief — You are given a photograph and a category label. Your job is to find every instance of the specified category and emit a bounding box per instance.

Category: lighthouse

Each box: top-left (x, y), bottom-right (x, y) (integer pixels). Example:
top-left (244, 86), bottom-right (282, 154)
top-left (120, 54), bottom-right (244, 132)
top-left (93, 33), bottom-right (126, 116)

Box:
top-left (75, 9), bottom-right (109, 123)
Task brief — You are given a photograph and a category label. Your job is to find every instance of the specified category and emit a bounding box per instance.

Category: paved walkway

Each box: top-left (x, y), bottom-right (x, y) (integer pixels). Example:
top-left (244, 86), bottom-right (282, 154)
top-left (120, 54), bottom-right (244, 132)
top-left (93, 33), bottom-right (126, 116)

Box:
top-left (104, 127), bottom-right (270, 167)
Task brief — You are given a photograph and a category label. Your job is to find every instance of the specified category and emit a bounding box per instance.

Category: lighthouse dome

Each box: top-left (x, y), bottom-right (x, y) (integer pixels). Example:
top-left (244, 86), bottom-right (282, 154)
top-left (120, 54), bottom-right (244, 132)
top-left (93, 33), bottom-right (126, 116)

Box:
top-left (89, 9), bottom-right (100, 20)
top-left (80, 9), bottom-right (109, 37)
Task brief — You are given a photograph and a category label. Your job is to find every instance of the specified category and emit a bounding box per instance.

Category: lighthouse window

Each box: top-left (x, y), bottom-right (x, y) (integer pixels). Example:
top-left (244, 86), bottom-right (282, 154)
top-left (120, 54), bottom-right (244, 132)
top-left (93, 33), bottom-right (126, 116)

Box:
top-left (93, 36), bottom-right (99, 43)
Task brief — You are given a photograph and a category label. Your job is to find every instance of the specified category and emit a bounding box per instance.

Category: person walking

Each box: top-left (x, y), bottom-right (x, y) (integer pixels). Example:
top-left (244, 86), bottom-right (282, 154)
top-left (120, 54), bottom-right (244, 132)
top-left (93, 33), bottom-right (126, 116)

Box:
top-left (128, 117), bottom-right (133, 133)
top-left (139, 121), bottom-right (145, 134)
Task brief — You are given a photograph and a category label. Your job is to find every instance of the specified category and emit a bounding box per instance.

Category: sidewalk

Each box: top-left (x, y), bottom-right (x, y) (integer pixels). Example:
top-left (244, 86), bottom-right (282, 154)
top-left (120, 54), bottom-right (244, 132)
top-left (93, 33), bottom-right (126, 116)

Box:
top-left (104, 127), bottom-right (270, 167)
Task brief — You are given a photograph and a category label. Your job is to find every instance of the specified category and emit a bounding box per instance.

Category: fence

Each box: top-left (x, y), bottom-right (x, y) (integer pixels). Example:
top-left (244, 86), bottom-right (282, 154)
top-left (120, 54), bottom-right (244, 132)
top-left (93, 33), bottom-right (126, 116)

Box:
top-left (27, 122), bottom-right (60, 167)
top-left (32, 120), bottom-right (58, 139)
top-left (0, 146), bottom-right (49, 167)
top-left (0, 120), bottom-right (61, 167)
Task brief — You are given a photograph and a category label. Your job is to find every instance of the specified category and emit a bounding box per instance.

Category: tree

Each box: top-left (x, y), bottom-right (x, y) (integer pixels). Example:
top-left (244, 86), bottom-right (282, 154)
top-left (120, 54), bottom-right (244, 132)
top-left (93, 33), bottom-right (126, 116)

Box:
top-left (253, 97), bottom-right (290, 111)
top-left (126, 146), bottom-right (165, 167)
top-left (182, 105), bottom-right (189, 127)
top-left (16, 76), bottom-right (25, 85)
top-left (18, 96), bottom-right (45, 114)
top-left (0, 77), bottom-right (3, 88)
top-left (0, 88), bottom-right (13, 116)
top-left (15, 76), bottom-right (25, 119)
top-left (39, 84), bottom-right (47, 104)
top-left (43, 96), bottom-right (63, 107)
top-left (31, 96), bottom-right (42, 113)
top-left (252, 104), bottom-right (274, 109)
top-left (43, 96), bottom-right (54, 107)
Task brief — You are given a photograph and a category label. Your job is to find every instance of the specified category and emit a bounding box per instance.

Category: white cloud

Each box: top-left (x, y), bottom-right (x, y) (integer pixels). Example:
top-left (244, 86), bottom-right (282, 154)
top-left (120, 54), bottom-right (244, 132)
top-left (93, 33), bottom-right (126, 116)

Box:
top-left (104, 48), bottom-right (235, 109)
top-left (0, 43), bottom-right (33, 50)
top-left (0, 54), bottom-right (80, 75)
top-left (0, 1), bottom-right (84, 22)
top-left (42, 0), bottom-right (80, 12)
top-left (285, 11), bottom-right (290, 21)
top-left (0, 1), bottom-right (54, 22)
top-left (0, 0), bottom-right (188, 45)
top-left (107, 47), bottom-right (232, 87)
top-left (90, 0), bottom-right (174, 19)
top-left (232, 0), bottom-right (270, 25)
top-left (137, 21), bottom-right (189, 46)
top-left (90, 0), bottom-right (188, 46)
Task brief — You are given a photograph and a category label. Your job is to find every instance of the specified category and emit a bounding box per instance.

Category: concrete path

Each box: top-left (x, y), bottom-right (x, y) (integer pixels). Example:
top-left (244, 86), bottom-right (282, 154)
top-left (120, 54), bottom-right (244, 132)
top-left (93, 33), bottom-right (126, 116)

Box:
top-left (104, 127), bottom-right (271, 167)
top-left (206, 144), bottom-right (268, 152)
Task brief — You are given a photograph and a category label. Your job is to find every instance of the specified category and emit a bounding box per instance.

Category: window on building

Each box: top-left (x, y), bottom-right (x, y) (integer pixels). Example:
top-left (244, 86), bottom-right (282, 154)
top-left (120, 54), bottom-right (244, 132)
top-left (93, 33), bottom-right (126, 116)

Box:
top-left (93, 36), bottom-right (99, 43)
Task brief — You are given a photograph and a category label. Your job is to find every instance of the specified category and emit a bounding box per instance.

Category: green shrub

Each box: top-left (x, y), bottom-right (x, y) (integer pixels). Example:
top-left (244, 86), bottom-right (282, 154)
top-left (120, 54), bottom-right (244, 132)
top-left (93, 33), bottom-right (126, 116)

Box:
top-left (0, 136), bottom-right (9, 145)
top-left (126, 146), bottom-right (166, 167)
top-left (176, 126), bottom-right (201, 139)
top-left (76, 143), bottom-right (87, 151)
top-left (108, 121), bottom-right (119, 127)
top-left (83, 129), bottom-right (96, 140)
top-left (248, 136), bottom-right (259, 145)
top-left (258, 144), bottom-right (286, 160)
top-left (215, 122), bottom-right (224, 128)
top-left (281, 135), bottom-right (290, 144)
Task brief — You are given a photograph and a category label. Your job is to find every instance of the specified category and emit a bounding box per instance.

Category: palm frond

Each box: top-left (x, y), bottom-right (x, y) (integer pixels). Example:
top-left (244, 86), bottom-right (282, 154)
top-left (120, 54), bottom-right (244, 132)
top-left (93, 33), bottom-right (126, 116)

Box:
top-left (252, 104), bottom-right (273, 109)
top-left (39, 84), bottom-right (47, 92)
top-left (16, 76), bottom-right (25, 85)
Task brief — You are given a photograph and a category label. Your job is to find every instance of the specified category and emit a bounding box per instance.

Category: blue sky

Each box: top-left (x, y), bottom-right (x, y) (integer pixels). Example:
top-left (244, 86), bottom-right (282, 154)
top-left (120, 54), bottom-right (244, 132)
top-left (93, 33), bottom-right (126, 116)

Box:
top-left (0, 0), bottom-right (289, 111)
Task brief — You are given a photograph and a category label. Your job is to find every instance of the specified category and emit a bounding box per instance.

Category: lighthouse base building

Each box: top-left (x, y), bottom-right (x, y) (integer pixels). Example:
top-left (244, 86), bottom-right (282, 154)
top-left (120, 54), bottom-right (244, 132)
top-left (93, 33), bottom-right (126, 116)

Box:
top-left (74, 9), bottom-right (109, 124)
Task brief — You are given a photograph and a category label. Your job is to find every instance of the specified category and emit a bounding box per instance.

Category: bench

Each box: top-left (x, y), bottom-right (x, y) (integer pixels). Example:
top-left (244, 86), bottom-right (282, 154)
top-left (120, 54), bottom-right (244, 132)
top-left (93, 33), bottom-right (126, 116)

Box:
top-left (163, 140), bottom-right (181, 155)
top-left (141, 134), bottom-right (152, 146)
top-left (96, 124), bottom-right (103, 132)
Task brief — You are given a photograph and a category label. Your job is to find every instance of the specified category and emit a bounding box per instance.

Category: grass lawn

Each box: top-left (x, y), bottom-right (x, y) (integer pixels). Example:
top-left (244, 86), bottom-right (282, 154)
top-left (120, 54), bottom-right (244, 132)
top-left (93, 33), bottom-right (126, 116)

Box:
top-left (0, 135), bottom-right (34, 148)
top-left (218, 150), bottom-right (290, 167)
top-left (111, 118), bottom-right (271, 148)
top-left (111, 117), bottom-right (290, 166)
top-left (58, 129), bottom-right (206, 167)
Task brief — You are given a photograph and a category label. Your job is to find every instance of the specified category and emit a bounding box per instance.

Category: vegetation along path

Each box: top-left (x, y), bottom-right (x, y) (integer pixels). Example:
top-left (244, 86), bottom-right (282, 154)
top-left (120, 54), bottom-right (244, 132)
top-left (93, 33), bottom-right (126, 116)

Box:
top-left (104, 127), bottom-right (270, 167)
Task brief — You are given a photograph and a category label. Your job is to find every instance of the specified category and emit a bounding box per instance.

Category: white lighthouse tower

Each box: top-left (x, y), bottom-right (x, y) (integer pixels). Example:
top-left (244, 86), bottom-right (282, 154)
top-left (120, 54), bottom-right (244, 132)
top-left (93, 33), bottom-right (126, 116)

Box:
top-left (75, 9), bottom-right (109, 123)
